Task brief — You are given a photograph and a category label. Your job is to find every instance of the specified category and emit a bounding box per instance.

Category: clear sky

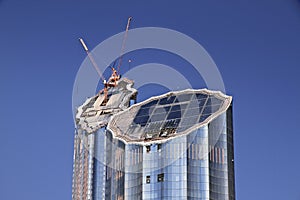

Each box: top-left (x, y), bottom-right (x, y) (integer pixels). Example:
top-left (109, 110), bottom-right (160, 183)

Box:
top-left (1, 0), bottom-right (300, 200)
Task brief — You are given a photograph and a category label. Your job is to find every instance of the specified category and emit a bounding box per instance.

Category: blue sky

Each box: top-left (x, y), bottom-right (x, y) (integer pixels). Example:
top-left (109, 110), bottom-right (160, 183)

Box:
top-left (1, 0), bottom-right (300, 199)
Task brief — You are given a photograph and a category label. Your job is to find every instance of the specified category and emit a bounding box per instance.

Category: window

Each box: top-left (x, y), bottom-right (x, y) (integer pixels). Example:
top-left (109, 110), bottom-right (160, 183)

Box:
top-left (146, 175), bottom-right (151, 184)
top-left (146, 146), bottom-right (151, 153)
top-left (157, 144), bottom-right (162, 151)
top-left (157, 173), bottom-right (164, 182)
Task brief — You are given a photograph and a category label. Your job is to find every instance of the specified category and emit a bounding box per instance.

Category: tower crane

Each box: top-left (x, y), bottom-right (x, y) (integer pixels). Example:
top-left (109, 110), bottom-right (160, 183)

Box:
top-left (78, 17), bottom-right (133, 104)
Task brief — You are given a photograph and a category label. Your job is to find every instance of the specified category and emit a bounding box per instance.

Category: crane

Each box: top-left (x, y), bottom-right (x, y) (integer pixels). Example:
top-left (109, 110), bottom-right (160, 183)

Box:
top-left (78, 17), bottom-right (133, 105)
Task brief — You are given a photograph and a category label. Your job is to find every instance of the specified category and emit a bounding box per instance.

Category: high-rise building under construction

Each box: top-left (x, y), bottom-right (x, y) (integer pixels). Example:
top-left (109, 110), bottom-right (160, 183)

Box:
top-left (72, 77), bottom-right (235, 200)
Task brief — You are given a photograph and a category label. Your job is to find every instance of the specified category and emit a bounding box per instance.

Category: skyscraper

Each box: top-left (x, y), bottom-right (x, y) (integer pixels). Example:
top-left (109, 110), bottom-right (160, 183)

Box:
top-left (72, 78), bottom-right (235, 200)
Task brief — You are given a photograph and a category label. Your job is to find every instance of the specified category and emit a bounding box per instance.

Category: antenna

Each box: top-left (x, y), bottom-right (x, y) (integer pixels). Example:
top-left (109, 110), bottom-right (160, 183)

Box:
top-left (79, 38), bottom-right (106, 82)
top-left (117, 16), bottom-right (132, 74)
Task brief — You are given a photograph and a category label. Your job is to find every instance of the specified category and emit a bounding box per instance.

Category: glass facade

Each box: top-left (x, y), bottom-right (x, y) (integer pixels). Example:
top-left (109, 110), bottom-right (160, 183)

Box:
top-left (72, 129), bottom-right (94, 200)
top-left (72, 89), bottom-right (235, 200)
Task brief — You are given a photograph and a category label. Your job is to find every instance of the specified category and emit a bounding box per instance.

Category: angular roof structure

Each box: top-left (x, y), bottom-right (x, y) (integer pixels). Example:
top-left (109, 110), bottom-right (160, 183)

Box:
top-left (76, 78), bottom-right (137, 133)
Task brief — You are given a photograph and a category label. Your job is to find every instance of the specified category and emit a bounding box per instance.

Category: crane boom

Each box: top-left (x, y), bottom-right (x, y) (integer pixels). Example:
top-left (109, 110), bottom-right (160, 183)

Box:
top-left (79, 38), bottom-right (105, 82)
top-left (117, 16), bottom-right (132, 74)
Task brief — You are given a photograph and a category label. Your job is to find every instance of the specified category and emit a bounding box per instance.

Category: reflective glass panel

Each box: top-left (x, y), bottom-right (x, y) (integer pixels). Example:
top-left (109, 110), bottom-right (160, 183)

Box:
top-left (153, 106), bottom-right (171, 114)
top-left (175, 94), bottom-right (193, 103)
top-left (141, 99), bottom-right (158, 109)
top-left (170, 104), bottom-right (188, 112)
top-left (167, 110), bottom-right (182, 120)
top-left (158, 96), bottom-right (176, 105)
